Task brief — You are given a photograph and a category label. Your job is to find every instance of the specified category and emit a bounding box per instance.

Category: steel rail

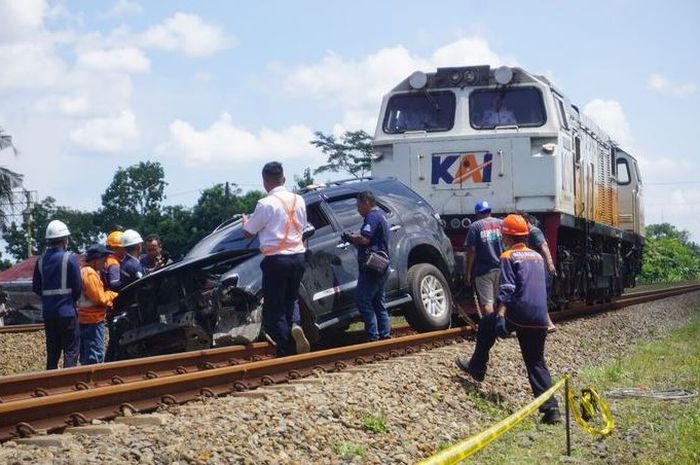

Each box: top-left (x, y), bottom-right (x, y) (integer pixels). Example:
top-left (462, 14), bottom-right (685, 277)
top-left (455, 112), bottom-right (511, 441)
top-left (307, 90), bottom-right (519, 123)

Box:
top-left (0, 323), bottom-right (43, 334)
top-left (0, 282), bottom-right (698, 442)
top-left (0, 327), bottom-right (471, 441)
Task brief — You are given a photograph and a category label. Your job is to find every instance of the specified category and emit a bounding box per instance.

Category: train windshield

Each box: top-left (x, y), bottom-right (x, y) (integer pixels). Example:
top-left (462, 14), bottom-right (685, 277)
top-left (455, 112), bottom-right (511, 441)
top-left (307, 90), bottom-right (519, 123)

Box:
top-left (469, 87), bottom-right (546, 129)
top-left (383, 91), bottom-right (455, 134)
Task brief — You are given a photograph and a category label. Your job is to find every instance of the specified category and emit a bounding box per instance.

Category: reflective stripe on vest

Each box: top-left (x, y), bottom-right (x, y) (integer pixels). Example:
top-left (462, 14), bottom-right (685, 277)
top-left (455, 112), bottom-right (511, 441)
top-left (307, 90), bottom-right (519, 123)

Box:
top-left (39, 251), bottom-right (74, 297)
top-left (261, 193), bottom-right (303, 256)
top-left (77, 268), bottom-right (97, 308)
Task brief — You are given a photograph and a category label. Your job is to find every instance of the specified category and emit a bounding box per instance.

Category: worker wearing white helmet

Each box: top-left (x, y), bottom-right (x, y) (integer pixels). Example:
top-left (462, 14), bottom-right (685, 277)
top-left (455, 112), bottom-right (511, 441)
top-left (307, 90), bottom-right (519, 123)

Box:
top-left (119, 229), bottom-right (145, 287)
top-left (32, 219), bottom-right (82, 370)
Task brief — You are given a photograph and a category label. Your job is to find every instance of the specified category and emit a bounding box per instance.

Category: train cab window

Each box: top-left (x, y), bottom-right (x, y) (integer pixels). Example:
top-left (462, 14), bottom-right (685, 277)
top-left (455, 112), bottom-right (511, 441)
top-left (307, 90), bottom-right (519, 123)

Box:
top-left (469, 87), bottom-right (547, 129)
top-left (616, 159), bottom-right (631, 185)
top-left (555, 98), bottom-right (569, 130)
top-left (383, 91), bottom-right (456, 134)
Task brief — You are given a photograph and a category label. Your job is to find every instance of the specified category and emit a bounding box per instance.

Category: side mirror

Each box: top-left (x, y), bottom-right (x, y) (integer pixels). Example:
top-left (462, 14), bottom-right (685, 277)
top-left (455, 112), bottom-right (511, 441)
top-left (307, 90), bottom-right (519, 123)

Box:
top-left (302, 225), bottom-right (316, 241)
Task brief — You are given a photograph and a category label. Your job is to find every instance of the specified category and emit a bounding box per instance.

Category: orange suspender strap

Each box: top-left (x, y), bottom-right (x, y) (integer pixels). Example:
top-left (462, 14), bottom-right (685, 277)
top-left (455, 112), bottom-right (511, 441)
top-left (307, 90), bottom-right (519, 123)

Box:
top-left (261, 194), bottom-right (303, 256)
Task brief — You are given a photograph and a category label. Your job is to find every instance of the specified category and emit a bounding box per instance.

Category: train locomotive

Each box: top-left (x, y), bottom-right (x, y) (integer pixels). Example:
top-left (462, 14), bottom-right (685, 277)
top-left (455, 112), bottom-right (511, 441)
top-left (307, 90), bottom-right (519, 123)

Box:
top-left (371, 65), bottom-right (644, 307)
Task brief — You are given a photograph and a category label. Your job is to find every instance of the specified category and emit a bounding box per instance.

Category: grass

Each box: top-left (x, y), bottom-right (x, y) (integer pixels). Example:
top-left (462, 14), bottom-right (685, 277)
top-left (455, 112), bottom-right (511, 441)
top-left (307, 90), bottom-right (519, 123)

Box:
top-left (461, 310), bottom-right (700, 465)
top-left (331, 441), bottom-right (365, 458)
top-left (361, 412), bottom-right (389, 434)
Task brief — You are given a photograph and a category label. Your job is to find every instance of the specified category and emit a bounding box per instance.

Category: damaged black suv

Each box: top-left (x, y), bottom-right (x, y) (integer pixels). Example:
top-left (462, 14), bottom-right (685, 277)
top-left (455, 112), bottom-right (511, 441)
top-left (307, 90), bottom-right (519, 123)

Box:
top-left (108, 178), bottom-right (456, 359)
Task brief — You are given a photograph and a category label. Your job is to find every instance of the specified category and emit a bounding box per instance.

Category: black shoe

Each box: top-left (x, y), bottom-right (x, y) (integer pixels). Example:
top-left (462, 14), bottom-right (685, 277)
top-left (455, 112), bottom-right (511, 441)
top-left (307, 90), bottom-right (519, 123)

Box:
top-left (455, 356), bottom-right (485, 382)
top-left (541, 409), bottom-right (562, 425)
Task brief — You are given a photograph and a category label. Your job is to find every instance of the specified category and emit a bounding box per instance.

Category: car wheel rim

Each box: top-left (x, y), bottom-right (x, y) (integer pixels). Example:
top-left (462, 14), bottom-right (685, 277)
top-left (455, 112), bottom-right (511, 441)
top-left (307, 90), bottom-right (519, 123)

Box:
top-left (419, 274), bottom-right (447, 318)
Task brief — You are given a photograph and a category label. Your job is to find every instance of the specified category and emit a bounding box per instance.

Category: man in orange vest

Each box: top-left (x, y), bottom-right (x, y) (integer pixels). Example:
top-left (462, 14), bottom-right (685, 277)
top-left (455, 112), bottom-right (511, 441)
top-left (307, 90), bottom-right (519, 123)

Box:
top-left (243, 161), bottom-right (310, 356)
top-left (78, 244), bottom-right (118, 365)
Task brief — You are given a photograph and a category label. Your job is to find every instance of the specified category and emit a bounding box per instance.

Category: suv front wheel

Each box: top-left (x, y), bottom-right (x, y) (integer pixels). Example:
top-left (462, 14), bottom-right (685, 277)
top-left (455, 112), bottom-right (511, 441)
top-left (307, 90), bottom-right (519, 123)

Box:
top-left (405, 263), bottom-right (452, 332)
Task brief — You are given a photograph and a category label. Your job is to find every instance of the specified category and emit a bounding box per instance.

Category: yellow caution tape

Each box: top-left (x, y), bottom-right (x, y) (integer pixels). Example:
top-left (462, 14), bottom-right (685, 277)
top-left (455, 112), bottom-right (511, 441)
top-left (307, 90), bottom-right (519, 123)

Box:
top-left (417, 376), bottom-right (616, 465)
top-left (416, 377), bottom-right (567, 465)
top-left (567, 386), bottom-right (615, 436)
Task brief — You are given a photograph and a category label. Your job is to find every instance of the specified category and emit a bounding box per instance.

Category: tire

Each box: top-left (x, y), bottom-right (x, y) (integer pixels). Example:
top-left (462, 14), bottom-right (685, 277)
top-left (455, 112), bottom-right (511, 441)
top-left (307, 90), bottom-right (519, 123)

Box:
top-left (405, 263), bottom-right (452, 332)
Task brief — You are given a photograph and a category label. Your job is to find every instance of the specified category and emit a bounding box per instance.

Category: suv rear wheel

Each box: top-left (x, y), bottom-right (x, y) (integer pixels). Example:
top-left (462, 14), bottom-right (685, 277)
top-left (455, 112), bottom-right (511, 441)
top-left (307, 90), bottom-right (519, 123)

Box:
top-left (405, 263), bottom-right (452, 331)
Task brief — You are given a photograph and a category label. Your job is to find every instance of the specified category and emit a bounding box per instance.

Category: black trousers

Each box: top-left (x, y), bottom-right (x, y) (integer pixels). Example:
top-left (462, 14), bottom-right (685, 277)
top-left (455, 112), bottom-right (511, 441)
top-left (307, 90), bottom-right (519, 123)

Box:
top-left (261, 253), bottom-right (306, 356)
top-left (44, 316), bottom-right (80, 370)
top-left (468, 314), bottom-right (559, 413)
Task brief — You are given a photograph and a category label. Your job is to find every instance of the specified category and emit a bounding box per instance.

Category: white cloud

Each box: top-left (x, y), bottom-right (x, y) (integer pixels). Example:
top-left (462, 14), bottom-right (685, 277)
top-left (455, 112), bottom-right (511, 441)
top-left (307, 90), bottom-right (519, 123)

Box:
top-left (0, 0), bottom-right (46, 40)
top-left (0, 40), bottom-right (66, 90)
top-left (647, 73), bottom-right (697, 97)
top-left (193, 72), bottom-right (212, 82)
top-left (106, 0), bottom-right (142, 18)
top-left (139, 13), bottom-right (234, 57)
top-left (582, 99), bottom-right (633, 147)
top-left (77, 47), bottom-right (150, 73)
top-left (278, 36), bottom-right (516, 131)
top-left (159, 112), bottom-right (318, 166)
top-left (69, 110), bottom-right (139, 152)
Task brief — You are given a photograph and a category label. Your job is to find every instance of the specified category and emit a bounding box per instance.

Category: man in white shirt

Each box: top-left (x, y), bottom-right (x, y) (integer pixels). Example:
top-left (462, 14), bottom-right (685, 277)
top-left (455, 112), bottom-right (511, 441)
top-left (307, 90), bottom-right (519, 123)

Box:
top-left (482, 96), bottom-right (517, 127)
top-left (243, 162), bottom-right (310, 356)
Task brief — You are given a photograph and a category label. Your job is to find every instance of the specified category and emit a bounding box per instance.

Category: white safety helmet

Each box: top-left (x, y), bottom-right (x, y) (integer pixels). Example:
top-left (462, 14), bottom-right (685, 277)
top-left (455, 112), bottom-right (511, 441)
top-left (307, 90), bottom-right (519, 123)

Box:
top-left (121, 229), bottom-right (143, 248)
top-left (45, 220), bottom-right (71, 240)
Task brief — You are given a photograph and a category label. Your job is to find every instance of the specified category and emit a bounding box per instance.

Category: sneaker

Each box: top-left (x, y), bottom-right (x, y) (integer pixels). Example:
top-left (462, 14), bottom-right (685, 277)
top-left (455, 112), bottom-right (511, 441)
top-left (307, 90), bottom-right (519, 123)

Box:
top-left (547, 324), bottom-right (557, 333)
top-left (455, 356), bottom-right (485, 382)
top-left (541, 409), bottom-right (562, 425)
top-left (291, 324), bottom-right (310, 354)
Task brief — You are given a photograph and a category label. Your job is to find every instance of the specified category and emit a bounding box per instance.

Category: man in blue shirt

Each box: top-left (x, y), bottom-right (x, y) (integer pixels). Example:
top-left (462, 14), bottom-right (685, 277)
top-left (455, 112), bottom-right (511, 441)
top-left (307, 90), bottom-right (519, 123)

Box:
top-left (346, 191), bottom-right (391, 341)
top-left (456, 214), bottom-right (561, 424)
top-left (465, 200), bottom-right (504, 315)
top-left (32, 220), bottom-right (82, 370)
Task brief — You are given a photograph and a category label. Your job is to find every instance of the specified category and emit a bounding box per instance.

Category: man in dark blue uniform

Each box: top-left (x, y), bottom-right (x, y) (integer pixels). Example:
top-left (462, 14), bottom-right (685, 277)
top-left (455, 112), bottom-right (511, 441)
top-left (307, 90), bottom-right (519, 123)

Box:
top-left (32, 220), bottom-right (82, 370)
top-left (346, 191), bottom-right (392, 341)
top-left (120, 229), bottom-right (145, 287)
top-left (456, 214), bottom-right (561, 424)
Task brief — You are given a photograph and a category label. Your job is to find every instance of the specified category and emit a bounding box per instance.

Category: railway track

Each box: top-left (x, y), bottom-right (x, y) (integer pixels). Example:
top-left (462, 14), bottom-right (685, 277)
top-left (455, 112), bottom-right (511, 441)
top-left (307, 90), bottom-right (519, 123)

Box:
top-left (1, 282), bottom-right (698, 442)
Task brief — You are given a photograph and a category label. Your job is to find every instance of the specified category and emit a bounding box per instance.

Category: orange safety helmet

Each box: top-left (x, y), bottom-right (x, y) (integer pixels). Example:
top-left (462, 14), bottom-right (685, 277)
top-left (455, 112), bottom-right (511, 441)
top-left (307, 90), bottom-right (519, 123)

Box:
top-left (106, 231), bottom-right (124, 249)
top-left (502, 214), bottom-right (529, 236)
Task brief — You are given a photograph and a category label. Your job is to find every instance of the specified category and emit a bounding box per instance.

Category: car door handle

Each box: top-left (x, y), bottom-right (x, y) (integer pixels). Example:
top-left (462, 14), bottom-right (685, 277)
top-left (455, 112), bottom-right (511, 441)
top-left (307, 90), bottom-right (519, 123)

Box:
top-left (336, 242), bottom-right (350, 249)
top-left (389, 225), bottom-right (402, 232)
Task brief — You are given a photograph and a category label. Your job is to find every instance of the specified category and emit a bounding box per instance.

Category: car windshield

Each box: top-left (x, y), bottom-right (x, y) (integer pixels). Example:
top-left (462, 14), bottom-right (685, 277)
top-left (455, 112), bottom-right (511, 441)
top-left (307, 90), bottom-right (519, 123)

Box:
top-left (185, 219), bottom-right (259, 259)
top-left (383, 91), bottom-right (455, 133)
top-left (469, 87), bottom-right (546, 129)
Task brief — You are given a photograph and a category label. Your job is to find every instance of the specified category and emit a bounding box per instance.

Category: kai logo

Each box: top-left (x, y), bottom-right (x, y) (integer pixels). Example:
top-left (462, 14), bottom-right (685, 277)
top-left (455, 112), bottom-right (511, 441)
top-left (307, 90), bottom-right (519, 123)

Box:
top-left (431, 152), bottom-right (493, 185)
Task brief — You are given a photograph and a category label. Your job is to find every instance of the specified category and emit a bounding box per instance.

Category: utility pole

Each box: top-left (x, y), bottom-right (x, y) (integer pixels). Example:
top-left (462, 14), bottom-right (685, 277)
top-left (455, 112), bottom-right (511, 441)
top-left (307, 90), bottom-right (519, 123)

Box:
top-left (224, 181), bottom-right (231, 218)
top-left (23, 190), bottom-right (34, 257)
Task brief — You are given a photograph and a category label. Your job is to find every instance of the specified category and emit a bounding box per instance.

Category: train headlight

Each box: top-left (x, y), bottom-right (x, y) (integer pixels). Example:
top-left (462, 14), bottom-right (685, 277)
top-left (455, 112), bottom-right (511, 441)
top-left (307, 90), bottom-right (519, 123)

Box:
top-left (409, 71), bottom-right (428, 90)
top-left (495, 66), bottom-right (513, 85)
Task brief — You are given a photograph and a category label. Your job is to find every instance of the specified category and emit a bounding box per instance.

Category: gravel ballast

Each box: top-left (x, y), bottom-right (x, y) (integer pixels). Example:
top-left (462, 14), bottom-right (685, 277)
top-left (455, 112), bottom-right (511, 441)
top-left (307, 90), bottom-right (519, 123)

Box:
top-left (1, 292), bottom-right (698, 464)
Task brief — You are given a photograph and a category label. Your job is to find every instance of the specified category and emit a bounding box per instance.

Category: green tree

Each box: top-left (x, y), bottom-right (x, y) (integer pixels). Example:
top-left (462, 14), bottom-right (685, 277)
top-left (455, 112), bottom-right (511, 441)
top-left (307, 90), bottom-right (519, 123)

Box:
top-left (294, 167), bottom-right (315, 190)
top-left (191, 183), bottom-right (263, 236)
top-left (311, 130), bottom-right (373, 178)
top-left (1, 197), bottom-right (100, 260)
top-left (639, 223), bottom-right (700, 283)
top-left (100, 161), bottom-right (167, 230)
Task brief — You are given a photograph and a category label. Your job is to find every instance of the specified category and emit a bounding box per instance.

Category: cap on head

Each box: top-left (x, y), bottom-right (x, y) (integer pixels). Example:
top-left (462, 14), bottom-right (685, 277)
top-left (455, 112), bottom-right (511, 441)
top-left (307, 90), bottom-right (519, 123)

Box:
top-left (106, 231), bottom-right (124, 249)
top-left (121, 229), bottom-right (143, 247)
top-left (45, 220), bottom-right (70, 240)
top-left (474, 200), bottom-right (491, 214)
top-left (502, 214), bottom-right (529, 236)
top-left (85, 244), bottom-right (112, 262)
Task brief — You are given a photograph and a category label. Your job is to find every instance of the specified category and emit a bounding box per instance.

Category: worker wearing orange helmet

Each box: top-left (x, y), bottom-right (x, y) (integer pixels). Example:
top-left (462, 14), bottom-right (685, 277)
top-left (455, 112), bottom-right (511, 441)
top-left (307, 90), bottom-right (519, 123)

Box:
top-left (104, 231), bottom-right (125, 291)
top-left (456, 214), bottom-right (561, 425)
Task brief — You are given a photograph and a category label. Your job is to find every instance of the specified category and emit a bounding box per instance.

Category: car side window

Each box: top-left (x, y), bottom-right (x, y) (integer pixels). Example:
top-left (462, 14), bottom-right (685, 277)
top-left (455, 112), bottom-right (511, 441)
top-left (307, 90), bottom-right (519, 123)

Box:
top-left (326, 197), bottom-right (363, 230)
top-left (306, 202), bottom-right (333, 236)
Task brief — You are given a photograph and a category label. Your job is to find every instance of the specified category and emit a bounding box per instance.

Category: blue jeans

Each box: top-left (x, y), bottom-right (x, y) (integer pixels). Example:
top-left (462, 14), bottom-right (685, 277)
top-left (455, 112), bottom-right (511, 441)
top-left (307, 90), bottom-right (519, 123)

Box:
top-left (79, 322), bottom-right (105, 365)
top-left (355, 268), bottom-right (391, 341)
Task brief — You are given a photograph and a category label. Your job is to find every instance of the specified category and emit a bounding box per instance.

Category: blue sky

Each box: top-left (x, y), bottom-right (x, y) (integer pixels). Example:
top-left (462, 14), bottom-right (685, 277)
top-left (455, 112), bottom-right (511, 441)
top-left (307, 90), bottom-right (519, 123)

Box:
top-left (1, 0), bottom-right (699, 240)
